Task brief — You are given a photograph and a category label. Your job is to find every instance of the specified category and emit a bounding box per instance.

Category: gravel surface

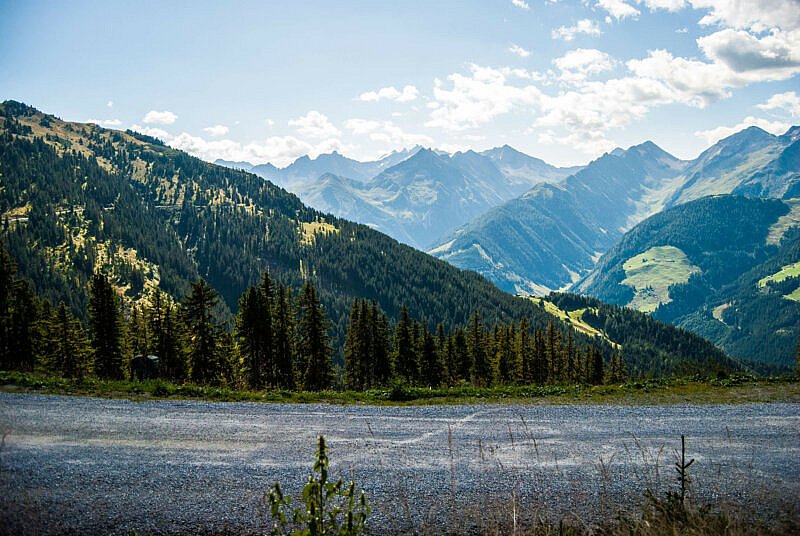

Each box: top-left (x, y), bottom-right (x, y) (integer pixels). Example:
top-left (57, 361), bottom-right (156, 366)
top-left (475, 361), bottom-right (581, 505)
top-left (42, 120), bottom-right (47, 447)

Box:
top-left (0, 394), bottom-right (798, 534)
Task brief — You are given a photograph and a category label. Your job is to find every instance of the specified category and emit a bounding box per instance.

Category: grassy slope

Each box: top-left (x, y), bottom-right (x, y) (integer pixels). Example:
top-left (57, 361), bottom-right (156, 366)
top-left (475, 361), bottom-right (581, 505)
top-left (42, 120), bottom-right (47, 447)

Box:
top-left (621, 245), bottom-right (700, 312)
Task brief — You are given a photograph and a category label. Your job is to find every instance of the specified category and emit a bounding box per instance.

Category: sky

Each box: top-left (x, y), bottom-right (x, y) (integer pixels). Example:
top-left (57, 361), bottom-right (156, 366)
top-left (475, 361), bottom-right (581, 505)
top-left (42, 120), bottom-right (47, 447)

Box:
top-left (1, 0), bottom-right (799, 167)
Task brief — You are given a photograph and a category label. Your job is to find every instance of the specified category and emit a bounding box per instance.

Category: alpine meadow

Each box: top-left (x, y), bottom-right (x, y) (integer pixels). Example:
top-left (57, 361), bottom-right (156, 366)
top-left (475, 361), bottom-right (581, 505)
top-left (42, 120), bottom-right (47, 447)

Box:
top-left (1, 1), bottom-right (799, 535)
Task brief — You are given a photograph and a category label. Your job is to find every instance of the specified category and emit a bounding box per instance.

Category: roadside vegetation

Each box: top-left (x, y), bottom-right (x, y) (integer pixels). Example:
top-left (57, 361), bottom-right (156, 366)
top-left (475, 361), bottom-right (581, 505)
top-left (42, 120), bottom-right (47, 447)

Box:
top-left (2, 370), bottom-right (797, 405)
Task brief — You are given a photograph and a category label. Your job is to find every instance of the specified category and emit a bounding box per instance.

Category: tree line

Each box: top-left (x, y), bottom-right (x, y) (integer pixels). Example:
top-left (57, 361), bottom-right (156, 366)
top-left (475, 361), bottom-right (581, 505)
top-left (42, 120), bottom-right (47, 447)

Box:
top-left (1, 239), bottom-right (626, 390)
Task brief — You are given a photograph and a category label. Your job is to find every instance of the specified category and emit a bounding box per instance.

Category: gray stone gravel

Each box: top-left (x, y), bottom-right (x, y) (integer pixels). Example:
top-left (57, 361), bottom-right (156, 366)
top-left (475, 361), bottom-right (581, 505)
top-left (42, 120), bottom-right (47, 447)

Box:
top-left (0, 393), bottom-right (798, 534)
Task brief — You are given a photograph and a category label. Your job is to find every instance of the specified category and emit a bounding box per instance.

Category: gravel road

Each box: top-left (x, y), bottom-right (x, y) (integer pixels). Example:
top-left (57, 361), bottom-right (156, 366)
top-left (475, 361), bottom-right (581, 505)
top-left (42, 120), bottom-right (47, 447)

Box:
top-left (1, 394), bottom-right (798, 534)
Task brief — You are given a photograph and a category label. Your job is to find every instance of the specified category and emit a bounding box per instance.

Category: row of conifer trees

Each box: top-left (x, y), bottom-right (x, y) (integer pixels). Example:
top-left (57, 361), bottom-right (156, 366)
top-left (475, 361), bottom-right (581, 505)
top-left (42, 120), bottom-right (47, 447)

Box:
top-left (2, 239), bottom-right (625, 390)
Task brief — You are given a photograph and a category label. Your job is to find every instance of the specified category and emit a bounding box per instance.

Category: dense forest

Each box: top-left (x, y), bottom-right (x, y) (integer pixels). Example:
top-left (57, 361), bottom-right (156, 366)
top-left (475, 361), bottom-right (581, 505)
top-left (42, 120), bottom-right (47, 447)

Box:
top-left (579, 195), bottom-right (800, 368)
top-left (0, 100), bottom-right (741, 380)
top-left (2, 239), bottom-right (626, 389)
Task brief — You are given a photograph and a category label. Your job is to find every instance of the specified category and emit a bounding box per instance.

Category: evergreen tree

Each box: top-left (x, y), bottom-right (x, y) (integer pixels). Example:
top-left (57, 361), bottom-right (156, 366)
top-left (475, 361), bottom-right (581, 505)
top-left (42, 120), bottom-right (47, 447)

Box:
top-left (343, 300), bottom-right (363, 390)
top-left (545, 321), bottom-right (561, 384)
top-left (273, 284), bottom-right (296, 389)
top-left (468, 312), bottom-right (490, 386)
top-left (563, 331), bottom-right (576, 384)
top-left (296, 280), bottom-right (333, 391)
top-left (184, 279), bottom-right (221, 385)
top-left (148, 291), bottom-right (185, 381)
top-left (586, 346), bottom-right (605, 385)
top-left (452, 327), bottom-right (469, 384)
top-left (370, 302), bottom-right (392, 387)
top-left (89, 272), bottom-right (125, 380)
top-left (532, 329), bottom-right (547, 385)
top-left (393, 306), bottom-right (416, 384)
top-left (420, 328), bottom-right (443, 387)
top-left (498, 322), bottom-right (518, 385)
top-left (518, 318), bottom-right (532, 385)
top-left (236, 286), bottom-right (269, 389)
top-left (435, 323), bottom-right (450, 386)
top-left (45, 302), bottom-right (92, 378)
top-left (127, 304), bottom-right (148, 359)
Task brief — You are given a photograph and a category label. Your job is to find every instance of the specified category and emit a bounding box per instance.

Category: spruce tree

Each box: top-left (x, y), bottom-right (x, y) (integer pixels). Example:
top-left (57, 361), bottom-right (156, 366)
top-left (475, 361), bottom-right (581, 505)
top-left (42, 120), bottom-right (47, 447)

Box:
top-left (343, 300), bottom-right (363, 390)
top-left (236, 286), bottom-right (269, 389)
top-left (273, 284), bottom-right (296, 389)
top-left (46, 302), bottom-right (92, 378)
top-left (468, 312), bottom-right (490, 386)
top-left (517, 318), bottom-right (532, 385)
top-left (420, 328), bottom-right (443, 387)
top-left (184, 279), bottom-right (221, 385)
top-left (89, 272), bottom-right (125, 380)
top-left (370, 302), bottom-right (392, 387)
top-left (453, 327), bottom-right (470, 384)
top-left (149, 292), bottom-right (184, 381)
top-left (296, 280), bottom-right (333, 391)
top-left (393, 306), bottom-right (416, 384)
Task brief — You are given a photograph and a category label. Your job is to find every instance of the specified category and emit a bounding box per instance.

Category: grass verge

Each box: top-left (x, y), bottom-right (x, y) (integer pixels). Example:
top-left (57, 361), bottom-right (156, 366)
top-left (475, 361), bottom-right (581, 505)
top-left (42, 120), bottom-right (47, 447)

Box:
top-left (1, 371), bottom-right (798, 405)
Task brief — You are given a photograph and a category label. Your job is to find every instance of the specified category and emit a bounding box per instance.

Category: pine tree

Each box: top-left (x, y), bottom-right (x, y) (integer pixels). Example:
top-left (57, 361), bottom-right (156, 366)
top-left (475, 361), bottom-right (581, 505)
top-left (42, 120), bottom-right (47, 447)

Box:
top-left (184, 279), bottom-right (221, 385)
top-left (452, 327), bottom-right (470, 384)
top-left (153, 294), bottom-right (185, 381)
top-left (258, 272), bottom-right (276, 385)
top-left (370, 303), bottom-right (392, 387)
top-left (468, 312), bottom-right (490, 386)
top-left (545, 322), bottom-right (563, 384)
top-left (296, 280), bottom-right (333, 391)
top-left (563, 331), bottom-right (576, 384)
top-left (343, 300), bottom-right (363, 390)
top-left (533, 329), bottom-right (547, 385)
top-left (45, 302), bottom-right (92, 378)
top-left (273, 284), bottom-right (296, 389)
top-left (4, 278), bottom-right (39, 372)
top-left (236, 286), bottom-right (269, 389)
top-left (498, 322), bottom-right (518, 385)
top-left (435, 323), bottom-right (450, 386)
top-left (518, 318), bottom-right (532, 385)
top-left (393, 306), bottom-right (416, 384)
top-left (420, 328), bottom-right (443, 387)
top-left (587, 346), bottom-right (604, 385)
top-left (89, 272), bottom-right (125, 380)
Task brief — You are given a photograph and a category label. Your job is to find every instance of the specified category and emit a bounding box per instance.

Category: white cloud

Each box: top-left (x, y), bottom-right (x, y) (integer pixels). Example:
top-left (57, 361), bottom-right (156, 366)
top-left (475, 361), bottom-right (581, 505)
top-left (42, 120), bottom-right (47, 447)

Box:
top-left (357, 85), bottom-right (419, 102)
top-left (757, 91), bottom-right (800, 116)
top-left (694, 116), bottom-right (791, 145)
top-left (554, 48), bottom-right (616, 82)
top-left (288, 110), bottom-right (341, 139)
top-left (203, 124), bottom-right (229, 137)
top-left (639, 0), bottom-right (687, 11)
top-left (425, 64), bottom-right (542, 131)
top-left (509, 44), bottom-right (531, 57)
top-left (265, 119), bottom-right (275, 127)
top-left (344, 118), bottom-right (433, 146)
top-left (697, 28), bottom-right (800, 77)
top-left (538, 128), bottom-right (617, 157)
top-left (596, 0), bottom-right (640, 20)
top-left (130, 124), bottom-right (171, 140)
top-left (511, 0), bottom-right (530, 9)
top-left (142, 110), bottom-right (178, 125)
top-left (676, 27), bottom-right (689, 33)
top-left (691, 0), bottom-right (800, 32)
top-left (106, 100), bottom-right (114, 108)
top-left (167, 132), bottom-right (348, 168)
top-left (552, 19), bottom-right (603, 41)
top-left (87, 118), bottom-right (122, 127)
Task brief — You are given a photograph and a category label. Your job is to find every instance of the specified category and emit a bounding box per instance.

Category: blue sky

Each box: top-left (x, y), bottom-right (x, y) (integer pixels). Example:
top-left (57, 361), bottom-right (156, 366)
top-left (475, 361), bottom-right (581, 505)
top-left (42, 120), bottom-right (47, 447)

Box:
top-left (1, 0), bottom-right (799, 166)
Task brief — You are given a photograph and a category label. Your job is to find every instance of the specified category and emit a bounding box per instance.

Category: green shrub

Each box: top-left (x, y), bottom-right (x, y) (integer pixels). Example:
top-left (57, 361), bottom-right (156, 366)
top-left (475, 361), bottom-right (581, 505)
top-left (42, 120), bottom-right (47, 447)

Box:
top-left (266, 435), bottom-right (369, 535)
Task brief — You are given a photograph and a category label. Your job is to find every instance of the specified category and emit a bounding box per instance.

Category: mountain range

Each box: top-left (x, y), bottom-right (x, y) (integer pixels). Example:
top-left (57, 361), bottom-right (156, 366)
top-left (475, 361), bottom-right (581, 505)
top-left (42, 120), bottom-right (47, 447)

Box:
top-left (431, 126), bottom-right (800, 295)
top-left (217, 145), bottom-right (579, 249)
top-left (1, 100), bottom-right (737, 375)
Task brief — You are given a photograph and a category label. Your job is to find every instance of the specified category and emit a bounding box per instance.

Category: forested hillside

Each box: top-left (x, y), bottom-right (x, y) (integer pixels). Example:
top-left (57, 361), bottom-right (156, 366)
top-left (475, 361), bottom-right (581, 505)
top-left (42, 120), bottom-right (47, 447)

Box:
top-left (577, 195), bottom-right (800, 368)
top-left (0, 101), bottom-right (739, 377)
